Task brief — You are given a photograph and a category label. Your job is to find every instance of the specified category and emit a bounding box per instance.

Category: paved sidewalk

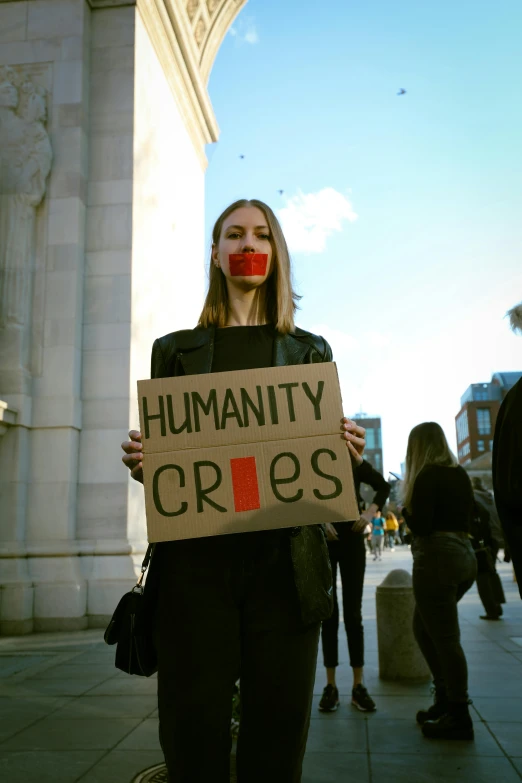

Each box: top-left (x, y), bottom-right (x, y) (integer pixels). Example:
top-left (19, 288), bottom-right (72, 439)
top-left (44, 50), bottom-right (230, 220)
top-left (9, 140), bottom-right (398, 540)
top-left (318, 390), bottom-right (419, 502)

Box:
top-left (0, 547), bottom-right (521, 782)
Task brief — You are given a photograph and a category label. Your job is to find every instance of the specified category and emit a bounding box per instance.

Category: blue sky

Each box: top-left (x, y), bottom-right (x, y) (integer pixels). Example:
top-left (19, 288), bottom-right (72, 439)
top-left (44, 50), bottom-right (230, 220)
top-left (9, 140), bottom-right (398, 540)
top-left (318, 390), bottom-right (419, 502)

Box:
top-left (204, 0), bottom-right (522, 474)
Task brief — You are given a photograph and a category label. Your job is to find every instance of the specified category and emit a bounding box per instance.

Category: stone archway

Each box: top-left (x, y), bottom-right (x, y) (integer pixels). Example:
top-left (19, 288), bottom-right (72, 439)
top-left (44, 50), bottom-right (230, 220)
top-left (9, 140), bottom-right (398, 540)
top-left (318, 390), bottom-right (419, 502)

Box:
top-left (0, 0), bottom-right (246, 634)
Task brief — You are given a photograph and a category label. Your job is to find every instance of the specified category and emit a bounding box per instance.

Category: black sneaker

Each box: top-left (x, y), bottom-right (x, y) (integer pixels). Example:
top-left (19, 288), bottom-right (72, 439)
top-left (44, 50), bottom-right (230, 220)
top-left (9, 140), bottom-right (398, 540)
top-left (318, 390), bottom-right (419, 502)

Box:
top-left (351, 684), bottom-right (376, 712)
top-left (422, 712), bottom-right (474, 741)
top-left (318, 684), bottom-right (340, 712)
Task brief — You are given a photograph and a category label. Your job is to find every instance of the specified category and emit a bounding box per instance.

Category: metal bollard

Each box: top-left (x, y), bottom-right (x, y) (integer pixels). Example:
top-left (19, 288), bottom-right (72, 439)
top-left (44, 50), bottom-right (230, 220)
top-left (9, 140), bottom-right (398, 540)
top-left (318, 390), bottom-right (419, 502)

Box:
top-left (376, 569), bottom-right (431, 681)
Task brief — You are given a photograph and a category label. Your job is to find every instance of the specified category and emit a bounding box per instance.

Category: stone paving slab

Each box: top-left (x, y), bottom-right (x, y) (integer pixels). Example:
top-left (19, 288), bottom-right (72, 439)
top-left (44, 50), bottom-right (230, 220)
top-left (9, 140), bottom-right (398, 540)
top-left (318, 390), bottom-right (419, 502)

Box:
top-left (51, 695), bottom-right (158, 720)
top-left (305, 718), bottom-right (368, 753)
top-left (302, 751), bottom-right (370, 782)
top-left (366, 716), bottom-right (502, 757)
top-left (0, 547), bottom-right (520, 782)
top-left (74, 751), bottom-right (165, 783)
top-left (0, 750), bottom-right (107, 783)
top-left (369, 754), bottom-right (522, 783)
top-left (1, 717), bottom-right (141, 751)
top-left (116, 719), bottom-right (162, 752)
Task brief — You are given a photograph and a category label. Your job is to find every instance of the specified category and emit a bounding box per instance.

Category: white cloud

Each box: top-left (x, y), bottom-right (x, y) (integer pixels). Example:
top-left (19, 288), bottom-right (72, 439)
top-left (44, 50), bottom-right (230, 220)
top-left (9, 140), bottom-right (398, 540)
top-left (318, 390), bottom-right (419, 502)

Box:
top-left (367, 331), bottom-right (392, 348)
top-left (244, 27), bottom-right (259, 44)
top-left (278, 188), bottom-right (358, 254)
top-left (228, 20), bottom-right (258, 45)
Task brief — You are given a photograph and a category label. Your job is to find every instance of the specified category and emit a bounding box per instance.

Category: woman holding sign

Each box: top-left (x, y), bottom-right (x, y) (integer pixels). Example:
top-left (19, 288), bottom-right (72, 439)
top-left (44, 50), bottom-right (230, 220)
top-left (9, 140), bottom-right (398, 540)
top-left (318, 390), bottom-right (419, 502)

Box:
top-left (121, 199), bottom-right (366, 783)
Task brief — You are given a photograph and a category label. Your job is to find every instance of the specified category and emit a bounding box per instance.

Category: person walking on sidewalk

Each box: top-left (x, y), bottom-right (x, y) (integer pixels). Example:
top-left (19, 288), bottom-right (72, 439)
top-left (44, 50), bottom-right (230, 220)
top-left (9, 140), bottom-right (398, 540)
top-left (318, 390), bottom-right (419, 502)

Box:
top-left (385, 511), bottom-right (400, 549)
top-left (472, 477), bottom-right (504, 550)
top-left (319, 460), bottom-right (390, 714)
top-left (120, 199), bottom-right (366, 783)
top-left (371, 509), bottom-right (386, 560)
top-left (398, 514), bottom-right (407, 545)
top-left (471, 478), bottom-right (506, 621)
top-left (493, 301), bottom-right (522, 600)
top-left (401, 422), bottom-right (477, 741)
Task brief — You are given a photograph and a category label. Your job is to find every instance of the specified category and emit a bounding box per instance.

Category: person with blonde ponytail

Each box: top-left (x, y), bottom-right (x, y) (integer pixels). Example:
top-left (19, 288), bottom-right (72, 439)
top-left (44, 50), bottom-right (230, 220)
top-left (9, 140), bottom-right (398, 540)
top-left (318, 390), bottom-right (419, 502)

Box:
top-left (401, 422), bottom-right (477, 741)
top-left (493, 301), bottom-right (522, 598)
top-left (120, 199), bottom-right (366, 782)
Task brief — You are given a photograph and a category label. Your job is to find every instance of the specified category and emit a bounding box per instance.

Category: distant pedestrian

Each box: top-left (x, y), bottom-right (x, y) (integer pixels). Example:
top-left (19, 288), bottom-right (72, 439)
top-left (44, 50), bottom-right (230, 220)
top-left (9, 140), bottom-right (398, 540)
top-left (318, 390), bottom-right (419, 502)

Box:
top-left (492, 302), bottom-right (522, 599)
top-left (371, 509), bottom-right (386, 560)
top-left (471, 477), bottom-right (506, 620)
top-left (472, 477), bottom-right (504, 548)
top-left (364, 515), bottom-right (373, 555)
top-left (385, 511), bottom-right (400, 548)
top-left (320, 460), bottom-right (390, 715)
top-left (402, 422), bottom-right (477, 741)
top-left (398, 515), bottom-right (407, 544)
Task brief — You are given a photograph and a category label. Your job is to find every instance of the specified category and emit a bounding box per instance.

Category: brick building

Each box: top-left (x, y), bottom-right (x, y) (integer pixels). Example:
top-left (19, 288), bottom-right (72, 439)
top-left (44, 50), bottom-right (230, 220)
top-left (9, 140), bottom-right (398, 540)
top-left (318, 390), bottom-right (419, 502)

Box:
top-left (352, 414), bottom-right (385, 509)
top-left (455, 372), bottom-right (522, 466)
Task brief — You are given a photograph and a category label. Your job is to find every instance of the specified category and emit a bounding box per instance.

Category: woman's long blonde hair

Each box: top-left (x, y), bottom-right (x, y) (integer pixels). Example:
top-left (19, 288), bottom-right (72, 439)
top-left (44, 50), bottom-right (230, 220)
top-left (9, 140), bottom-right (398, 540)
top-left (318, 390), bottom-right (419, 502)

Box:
top-left (401, 422), bottom-right (458, 511)
top-left (198, 199), bottom-right (300, 333)
top-left (385, 511), bottom-right (397, 523)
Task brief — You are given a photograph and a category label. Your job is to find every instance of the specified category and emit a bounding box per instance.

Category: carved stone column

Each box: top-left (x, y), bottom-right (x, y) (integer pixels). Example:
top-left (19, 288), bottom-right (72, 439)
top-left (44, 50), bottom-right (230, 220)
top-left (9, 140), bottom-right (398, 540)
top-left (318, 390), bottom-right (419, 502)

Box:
top-left (0, 15), bottom-right (90, 632)
top-left (79, 0), bottom-right (247, 628)
top-left (0, 64), bottom-right (54, 634)
top-left (0, 0), bottom-right (246, 633)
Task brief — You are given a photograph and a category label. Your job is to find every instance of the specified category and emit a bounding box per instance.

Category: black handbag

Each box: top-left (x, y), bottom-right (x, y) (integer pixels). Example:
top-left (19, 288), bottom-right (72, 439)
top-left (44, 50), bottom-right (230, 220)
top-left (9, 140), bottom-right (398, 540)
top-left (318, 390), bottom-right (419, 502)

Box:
top-left (104, 544), bottom-right (157, 676)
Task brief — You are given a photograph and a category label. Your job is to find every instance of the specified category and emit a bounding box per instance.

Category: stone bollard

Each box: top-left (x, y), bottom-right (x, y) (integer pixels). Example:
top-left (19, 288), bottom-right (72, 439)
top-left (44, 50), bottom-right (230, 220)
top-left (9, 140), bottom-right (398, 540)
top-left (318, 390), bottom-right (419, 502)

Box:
top-left (376, 569), bottom-right (431, 681)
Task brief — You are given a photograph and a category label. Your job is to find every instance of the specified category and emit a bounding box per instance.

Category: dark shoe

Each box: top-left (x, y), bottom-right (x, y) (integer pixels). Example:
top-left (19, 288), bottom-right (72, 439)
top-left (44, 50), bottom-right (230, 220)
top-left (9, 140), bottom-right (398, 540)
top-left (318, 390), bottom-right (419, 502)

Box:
top-left (318, 684), bottom-right (340, 712)
top-left (416, 700), bottom-right (449, 725)
top-left (422, 703), bottom-right (474, 741)
top-left (351, 684), bottom-right (376, 712)
top-left (480, 615), bottom-right (502, 621)
top-left (416, 686), bottom-right (448, 725)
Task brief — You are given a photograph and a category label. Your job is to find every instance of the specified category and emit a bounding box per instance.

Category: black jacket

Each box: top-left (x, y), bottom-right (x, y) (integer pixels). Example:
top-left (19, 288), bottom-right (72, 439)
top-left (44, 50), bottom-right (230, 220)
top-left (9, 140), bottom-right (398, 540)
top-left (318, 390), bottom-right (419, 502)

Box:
top-left (149, 325), bottom-right (336, 625)
top-left (151, 324), bottom-right (333, 378)
top-left (493, 377), bottom-right (522, 521)
top-left (333, 459), bottom-right (390, 539)
top-left (354, 459), bottom-right (390, 514)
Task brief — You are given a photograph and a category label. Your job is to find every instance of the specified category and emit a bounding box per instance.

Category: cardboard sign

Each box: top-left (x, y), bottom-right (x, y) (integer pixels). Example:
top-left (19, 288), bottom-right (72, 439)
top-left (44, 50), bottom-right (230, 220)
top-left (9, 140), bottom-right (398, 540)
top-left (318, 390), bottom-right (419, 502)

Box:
top-left (138, 363), bottom-right (358, 542)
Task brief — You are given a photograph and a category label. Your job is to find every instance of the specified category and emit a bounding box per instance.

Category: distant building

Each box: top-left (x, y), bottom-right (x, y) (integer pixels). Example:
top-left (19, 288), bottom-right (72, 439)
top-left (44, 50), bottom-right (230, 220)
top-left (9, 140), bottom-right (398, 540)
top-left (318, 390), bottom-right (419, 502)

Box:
top-left (455, 372), bottom-right (522, 466)
top-left (353, 414), bottom-right (384, 509)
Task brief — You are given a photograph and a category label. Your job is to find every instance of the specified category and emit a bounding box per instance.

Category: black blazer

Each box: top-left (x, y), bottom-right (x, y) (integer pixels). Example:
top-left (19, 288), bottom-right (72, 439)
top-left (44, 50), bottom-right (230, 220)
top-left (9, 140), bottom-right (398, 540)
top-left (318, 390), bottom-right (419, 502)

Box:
top-left (150, 324), bottom-right (333, 379)
top-left (149, 324), bottom-right (335, 625)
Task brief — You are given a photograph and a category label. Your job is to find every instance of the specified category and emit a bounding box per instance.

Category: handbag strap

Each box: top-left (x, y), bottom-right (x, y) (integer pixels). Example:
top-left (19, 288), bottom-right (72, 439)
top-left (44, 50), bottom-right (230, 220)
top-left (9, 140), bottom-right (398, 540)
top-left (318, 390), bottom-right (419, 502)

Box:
top-left (134, 543), bottom-right (156, 591)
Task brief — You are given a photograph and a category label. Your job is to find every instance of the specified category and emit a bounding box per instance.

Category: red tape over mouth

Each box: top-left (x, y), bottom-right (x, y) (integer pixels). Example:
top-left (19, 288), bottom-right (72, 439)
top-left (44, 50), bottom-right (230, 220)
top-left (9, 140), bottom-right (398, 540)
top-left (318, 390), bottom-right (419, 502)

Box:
top-left (229, 253), bottom-right (268, 276)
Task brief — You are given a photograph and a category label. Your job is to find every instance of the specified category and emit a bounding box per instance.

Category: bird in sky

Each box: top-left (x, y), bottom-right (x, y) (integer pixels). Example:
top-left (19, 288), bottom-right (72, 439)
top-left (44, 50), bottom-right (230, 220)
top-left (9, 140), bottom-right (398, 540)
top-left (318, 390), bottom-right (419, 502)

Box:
top-left (277, 189), bottom-right (284, 195)
top-left (397, 88), bottom-right (407, 96)
top-left (239, 154), bottom-right (245, 159)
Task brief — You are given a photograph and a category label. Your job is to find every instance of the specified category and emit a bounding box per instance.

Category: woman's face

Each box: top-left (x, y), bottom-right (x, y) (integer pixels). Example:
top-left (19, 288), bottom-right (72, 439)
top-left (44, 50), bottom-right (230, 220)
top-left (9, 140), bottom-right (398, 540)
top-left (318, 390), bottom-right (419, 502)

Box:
top-left (213, 206), bottom-right (273, 289)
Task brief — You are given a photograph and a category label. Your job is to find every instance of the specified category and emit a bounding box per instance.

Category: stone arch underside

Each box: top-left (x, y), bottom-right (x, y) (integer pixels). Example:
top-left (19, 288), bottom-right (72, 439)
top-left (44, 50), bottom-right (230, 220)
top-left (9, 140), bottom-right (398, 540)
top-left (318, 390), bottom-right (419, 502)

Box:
top-left (131, 0), bottom-right (247, 155)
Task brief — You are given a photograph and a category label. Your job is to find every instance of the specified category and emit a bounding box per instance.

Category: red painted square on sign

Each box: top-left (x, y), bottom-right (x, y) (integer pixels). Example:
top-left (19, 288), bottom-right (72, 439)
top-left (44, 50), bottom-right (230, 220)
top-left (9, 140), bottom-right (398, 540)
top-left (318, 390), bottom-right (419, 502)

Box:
top-left (230, 456), bottom-right (261, 512)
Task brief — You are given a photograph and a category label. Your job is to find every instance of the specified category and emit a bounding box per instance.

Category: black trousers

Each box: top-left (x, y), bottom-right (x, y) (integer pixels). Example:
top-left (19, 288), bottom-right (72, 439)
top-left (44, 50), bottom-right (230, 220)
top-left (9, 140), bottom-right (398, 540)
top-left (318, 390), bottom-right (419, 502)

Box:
top-left (499, 506), bottom-right (522, 600)
top-left (321, 529), bottom-right (366, 669)
top-left (412, 534), bottom-right (477, 703)
top-left (476, 545), bottom-right (504, 617)
top-left (154, 532), bottom-right (320, 783)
